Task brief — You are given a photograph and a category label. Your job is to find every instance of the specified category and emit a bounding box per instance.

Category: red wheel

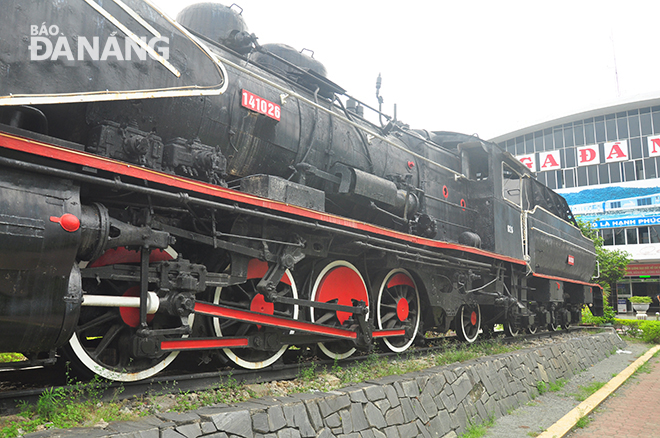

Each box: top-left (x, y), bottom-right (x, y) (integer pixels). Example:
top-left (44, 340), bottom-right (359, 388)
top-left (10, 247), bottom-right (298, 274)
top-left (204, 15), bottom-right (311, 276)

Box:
top-left (213, 259), bottom-right (298, 369)
top-left (310, 260), bottom-right (369, 360)
top-left (375, 269), bottom-right (421, 353)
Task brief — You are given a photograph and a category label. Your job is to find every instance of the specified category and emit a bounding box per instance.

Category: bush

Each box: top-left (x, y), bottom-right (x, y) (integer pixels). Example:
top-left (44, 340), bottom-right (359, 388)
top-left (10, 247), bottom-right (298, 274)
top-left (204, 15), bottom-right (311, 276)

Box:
top-left (629, 296), bottom-right (653, 304)
top-left (581, 306), bottom-right (605, 326)
top-left (614, 318), bottom-right (643, 337)
top-left (615, 319), bottom-right (660, 343)
top-left (640, 321), bottom-right (660, 344)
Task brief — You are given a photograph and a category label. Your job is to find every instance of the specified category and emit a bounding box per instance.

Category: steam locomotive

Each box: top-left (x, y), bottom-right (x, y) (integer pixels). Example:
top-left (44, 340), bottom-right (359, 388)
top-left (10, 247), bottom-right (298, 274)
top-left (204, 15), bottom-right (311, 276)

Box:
top-left (0, 0), bottom-right (600, 381)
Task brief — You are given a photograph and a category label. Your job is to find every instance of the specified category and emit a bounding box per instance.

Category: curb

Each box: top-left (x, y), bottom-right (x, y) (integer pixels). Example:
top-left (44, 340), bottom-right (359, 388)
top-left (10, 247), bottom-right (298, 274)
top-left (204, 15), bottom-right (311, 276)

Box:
top-left (538, 344), bottom-right (660, 438)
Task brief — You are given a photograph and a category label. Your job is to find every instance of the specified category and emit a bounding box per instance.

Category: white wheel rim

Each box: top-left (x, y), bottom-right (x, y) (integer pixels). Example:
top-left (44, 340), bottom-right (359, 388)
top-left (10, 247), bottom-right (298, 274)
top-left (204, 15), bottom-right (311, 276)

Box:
top-left (459, 305), bottom-right (481, 343)
top-left (213, 269), bottom-right (298, 369)
top-left (506, 323), bottom-right (519, 336)
top-left (376, 269), bottom-right (420, 353)
top-left (69, 247), bottom-right (190, 381)
top-left (68, 329), bottom-right (184, 382)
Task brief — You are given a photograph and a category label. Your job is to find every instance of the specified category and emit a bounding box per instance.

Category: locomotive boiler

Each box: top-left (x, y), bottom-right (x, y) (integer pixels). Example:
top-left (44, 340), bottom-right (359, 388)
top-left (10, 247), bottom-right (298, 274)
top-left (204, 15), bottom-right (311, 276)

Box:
top-left (0, 0), bottom-right (601, 381)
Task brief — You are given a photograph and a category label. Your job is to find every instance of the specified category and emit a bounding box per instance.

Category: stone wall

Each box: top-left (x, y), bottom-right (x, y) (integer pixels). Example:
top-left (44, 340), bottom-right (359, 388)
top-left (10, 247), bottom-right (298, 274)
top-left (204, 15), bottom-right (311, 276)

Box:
top-left (27, 332), bottom-right (625, 438)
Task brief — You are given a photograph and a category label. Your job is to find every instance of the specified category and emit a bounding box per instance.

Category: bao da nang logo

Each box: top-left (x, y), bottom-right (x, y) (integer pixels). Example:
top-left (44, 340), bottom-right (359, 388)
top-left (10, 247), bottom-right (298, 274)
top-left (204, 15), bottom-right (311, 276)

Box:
top-left (28, 23), bottom-right (170, 61)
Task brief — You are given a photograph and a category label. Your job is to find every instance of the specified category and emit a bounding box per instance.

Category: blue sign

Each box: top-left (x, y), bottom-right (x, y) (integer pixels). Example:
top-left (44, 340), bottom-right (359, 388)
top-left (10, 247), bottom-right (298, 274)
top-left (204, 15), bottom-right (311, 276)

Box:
top-left (590, 216), bottom-right (660, 229)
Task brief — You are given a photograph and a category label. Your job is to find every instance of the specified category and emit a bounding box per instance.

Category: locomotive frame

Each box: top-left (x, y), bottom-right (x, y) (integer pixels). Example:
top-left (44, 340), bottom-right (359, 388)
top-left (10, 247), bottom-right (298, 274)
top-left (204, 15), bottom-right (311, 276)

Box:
top-left (0, 0), bottom-right (601, 381)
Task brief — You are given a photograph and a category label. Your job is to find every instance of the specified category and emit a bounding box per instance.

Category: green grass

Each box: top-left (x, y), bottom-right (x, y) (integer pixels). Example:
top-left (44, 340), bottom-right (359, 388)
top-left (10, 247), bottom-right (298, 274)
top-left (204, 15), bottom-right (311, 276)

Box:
top-left (536, 378), bottom-right (567, 395)
top-left (572, 382), bottom-right (605, 402)
top-left (574, 415), bottom-right (591, 429)
top-left (0, 370), bottom-right (255, 438)
top-left (536, 381), bottom-right (549, 395)
top-left (435, 340), bottom-right (518, 367)
top-left (172, 374), bottom-right (253, 411)
top-left (0, 338), bottom-right (522, 437)
top-left (0, 353), bottom-right (26, 363)
top-left (549, 378), bottom-right (568, 392)
top-left (290, 339), bottom-right (521, 394)
top-left (0, 375), bottom-right (135, 438)
top-left (460, 417), bottom-right (495, 438)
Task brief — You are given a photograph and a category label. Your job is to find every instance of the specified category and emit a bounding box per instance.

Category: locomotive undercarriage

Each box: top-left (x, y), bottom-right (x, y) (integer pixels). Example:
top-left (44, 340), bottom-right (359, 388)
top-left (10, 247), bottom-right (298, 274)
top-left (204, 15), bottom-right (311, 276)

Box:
top-left (67, 199), bottom-right (573, 380)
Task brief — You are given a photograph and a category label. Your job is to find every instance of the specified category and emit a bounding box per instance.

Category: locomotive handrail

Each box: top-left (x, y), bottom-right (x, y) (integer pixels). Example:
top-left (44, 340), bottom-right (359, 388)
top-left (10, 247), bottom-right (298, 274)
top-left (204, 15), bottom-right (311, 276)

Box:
top-left (212, 52), bottom-right (468, 181)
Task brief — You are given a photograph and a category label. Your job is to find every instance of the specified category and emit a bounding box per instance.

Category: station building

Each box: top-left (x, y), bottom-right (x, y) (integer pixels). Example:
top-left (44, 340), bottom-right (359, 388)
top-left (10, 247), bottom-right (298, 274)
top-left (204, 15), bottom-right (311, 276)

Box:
top-left (491, 95), bottom-right (660, 314)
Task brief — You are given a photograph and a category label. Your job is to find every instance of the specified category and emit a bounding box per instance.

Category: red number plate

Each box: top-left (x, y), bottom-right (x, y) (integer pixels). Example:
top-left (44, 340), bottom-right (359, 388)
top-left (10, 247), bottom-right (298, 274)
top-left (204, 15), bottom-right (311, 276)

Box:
top-left (567, 255), bottom-right (575, 265)
top-left (241, 89), bottom-right (281, 121)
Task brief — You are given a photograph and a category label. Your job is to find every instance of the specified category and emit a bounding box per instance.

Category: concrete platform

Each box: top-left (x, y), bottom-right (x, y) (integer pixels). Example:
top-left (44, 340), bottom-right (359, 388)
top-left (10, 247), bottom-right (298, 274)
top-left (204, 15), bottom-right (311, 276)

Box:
top-left (546, 344), bottom-right (660, 438)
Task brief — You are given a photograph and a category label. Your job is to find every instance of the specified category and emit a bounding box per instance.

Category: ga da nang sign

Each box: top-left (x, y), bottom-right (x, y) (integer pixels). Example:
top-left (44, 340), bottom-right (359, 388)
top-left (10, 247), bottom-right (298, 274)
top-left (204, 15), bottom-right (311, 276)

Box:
top-left (517, 136), bottom-right (660, 172)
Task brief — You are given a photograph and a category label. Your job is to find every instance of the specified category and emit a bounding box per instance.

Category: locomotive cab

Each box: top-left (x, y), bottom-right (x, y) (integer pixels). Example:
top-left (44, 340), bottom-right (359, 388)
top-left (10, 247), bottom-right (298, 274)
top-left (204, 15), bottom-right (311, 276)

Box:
top-left (461, 139), bottom-right (595, 282)
top-left (461, 140), bottom-right (525, 260)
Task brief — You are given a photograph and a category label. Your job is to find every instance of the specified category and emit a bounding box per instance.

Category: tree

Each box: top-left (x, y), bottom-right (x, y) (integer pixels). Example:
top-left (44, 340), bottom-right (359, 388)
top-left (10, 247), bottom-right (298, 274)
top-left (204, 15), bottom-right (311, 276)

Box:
top-left (578, 220), bottom-right (631, 320)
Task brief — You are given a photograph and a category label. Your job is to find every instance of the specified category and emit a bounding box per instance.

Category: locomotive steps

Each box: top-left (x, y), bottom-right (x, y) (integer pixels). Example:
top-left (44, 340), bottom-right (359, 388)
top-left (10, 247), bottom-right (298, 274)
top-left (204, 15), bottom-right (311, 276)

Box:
top-left (15, 331), bottom-right (626, 438)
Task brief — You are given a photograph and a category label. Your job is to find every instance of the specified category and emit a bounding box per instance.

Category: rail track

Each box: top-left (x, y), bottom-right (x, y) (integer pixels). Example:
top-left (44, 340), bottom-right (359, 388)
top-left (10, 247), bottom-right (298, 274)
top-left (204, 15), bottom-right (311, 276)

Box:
top-left (0, 327), bottom-right (602, 415)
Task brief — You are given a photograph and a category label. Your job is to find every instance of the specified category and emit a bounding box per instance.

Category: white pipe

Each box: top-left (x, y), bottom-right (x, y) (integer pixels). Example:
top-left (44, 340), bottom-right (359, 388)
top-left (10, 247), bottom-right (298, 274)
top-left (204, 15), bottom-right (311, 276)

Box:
top-left (82, 292), bottom-right (160, 314)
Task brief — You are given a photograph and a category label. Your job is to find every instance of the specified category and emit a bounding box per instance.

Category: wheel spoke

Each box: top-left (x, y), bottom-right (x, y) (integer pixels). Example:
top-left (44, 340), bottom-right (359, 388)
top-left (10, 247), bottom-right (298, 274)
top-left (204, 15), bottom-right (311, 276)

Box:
top-left (380, 312), bottom-right (396, 324)
top-left (234, 323), bottom-right (252, 337)
top-left (219, 319), bottom-right (240, 330)
top-left (228, 283), bottom-right (255, 301)
top-left (315, 311), bottom-right (335, 325)
top-left (216, 299), bottom-right (251, 309)
top-left (384, 287), bottom-right (399, 301)
top-left (90, 324), bottom-right (124, 359)
top-left (76, 311), bottom-right (119, 334)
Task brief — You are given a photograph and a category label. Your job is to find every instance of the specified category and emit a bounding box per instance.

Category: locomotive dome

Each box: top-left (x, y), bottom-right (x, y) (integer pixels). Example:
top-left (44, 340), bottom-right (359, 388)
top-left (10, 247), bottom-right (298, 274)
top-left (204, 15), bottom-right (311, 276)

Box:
top-left (177, 3), bottom-right (328, 78)
top-left (177, 2), bottom-right (250, 48)
top-left (251, 43), bottom-right (328, 79)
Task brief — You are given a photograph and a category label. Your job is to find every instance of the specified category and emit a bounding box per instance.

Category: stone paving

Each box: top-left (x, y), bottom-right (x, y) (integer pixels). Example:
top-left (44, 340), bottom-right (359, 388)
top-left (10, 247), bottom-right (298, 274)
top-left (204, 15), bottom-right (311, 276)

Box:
top-left (23, 332), bottom-right (625, 438)
top-left (567, 348), bottom-right (660, 438)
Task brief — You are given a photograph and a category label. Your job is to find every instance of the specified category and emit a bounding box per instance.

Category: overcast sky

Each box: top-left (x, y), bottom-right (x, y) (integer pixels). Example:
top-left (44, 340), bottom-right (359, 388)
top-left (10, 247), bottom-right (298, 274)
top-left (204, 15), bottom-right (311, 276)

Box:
top-left (152, 0), bottom-right (660, 140)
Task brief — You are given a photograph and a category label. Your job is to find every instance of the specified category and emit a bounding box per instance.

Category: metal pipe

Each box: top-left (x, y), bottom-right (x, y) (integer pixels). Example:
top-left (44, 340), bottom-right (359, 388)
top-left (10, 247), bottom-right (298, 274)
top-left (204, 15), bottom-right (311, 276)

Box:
top-left (82, 292), bottom-right (160, 314)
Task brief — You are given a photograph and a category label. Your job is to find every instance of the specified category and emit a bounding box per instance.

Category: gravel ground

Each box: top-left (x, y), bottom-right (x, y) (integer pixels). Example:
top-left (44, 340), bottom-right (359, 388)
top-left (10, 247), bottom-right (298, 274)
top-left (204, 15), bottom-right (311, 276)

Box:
top-left (483, 336), bottom-right (649, 438)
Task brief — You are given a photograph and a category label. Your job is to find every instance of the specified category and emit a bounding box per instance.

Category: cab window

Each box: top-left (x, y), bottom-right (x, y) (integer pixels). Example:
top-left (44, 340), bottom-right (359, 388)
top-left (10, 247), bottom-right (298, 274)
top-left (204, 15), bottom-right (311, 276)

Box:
top-left (502, 163), bottom-right (521, 206)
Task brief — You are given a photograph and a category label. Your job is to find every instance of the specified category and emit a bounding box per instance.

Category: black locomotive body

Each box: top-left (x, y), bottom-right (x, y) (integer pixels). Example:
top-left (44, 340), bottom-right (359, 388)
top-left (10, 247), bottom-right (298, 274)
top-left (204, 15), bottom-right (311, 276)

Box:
top-left (0, 1), bottom-right (601, 381)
